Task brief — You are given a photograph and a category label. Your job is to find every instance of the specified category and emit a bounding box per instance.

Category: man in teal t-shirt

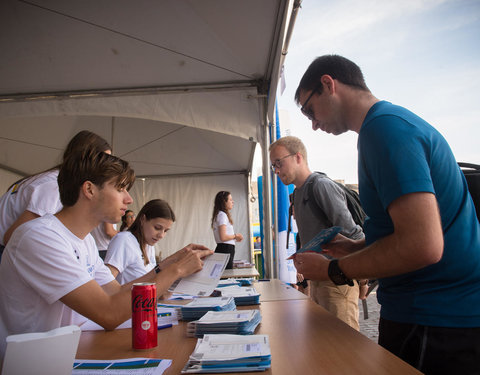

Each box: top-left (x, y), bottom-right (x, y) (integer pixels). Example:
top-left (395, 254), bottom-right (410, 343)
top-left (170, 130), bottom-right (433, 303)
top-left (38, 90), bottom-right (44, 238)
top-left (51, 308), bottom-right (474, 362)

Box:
top-left (291, 54), bottom-right (480, 374)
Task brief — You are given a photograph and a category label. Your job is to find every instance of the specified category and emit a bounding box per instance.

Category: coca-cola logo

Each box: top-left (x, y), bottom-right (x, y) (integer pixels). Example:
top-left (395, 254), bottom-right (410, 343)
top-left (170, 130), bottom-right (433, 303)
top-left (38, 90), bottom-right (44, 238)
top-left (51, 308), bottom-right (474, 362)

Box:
top-left (132, 295), bottom-right (155, 312)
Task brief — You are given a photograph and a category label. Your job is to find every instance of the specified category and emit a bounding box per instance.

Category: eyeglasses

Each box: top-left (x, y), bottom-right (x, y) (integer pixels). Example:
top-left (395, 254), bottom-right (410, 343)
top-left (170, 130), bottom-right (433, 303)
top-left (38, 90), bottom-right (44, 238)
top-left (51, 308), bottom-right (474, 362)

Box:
top-left (300, 84), bottom-right (322, 121)
top-left (271, 154), bottom-right (295, 171)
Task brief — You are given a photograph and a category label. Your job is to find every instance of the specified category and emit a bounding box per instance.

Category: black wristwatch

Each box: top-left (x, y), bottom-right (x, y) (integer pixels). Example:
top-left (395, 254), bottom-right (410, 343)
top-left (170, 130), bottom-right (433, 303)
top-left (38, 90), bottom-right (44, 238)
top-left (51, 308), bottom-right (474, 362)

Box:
top-left (154, 264), bottom-right (162, 274)
top-left (328, 259), bottom-right (354, 286)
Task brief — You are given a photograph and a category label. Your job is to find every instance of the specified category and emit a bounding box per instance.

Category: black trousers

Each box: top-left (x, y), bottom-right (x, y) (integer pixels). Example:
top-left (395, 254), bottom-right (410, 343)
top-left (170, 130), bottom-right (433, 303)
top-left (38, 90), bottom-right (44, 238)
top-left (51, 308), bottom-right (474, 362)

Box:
top-left (215, 243), bottom-right (235, 269)
top-left (379, 317), bottom-right (480, 375)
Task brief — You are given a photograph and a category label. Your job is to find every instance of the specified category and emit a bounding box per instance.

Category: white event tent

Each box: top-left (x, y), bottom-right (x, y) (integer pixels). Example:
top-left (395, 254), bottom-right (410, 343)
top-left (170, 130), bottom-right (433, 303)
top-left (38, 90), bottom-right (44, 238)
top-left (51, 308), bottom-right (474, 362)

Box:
top-left (0, 0), bottom-right (300, 276)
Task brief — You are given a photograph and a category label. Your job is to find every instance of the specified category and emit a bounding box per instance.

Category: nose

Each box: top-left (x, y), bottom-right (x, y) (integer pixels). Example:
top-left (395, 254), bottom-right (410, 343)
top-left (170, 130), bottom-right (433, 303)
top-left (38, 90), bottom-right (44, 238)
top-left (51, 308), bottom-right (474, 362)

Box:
top-left (158, 230), bottom-right (166, 239)
top-left (125, 191), bottom-right (133, 204)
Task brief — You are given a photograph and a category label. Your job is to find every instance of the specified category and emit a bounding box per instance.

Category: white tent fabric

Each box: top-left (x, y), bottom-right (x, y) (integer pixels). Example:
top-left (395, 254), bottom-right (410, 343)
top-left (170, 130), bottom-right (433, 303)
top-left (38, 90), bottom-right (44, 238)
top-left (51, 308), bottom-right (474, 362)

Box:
top-left (130, 174), bottom-right (249, 260)
top-left (0, 0), bottom-right (300, 272)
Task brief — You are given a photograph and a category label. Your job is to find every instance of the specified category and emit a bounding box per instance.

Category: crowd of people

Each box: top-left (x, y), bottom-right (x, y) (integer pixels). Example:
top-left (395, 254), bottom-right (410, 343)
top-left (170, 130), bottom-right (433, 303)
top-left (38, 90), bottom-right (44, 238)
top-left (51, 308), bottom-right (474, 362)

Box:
top-left (1, 54), bottom-right (479, 374)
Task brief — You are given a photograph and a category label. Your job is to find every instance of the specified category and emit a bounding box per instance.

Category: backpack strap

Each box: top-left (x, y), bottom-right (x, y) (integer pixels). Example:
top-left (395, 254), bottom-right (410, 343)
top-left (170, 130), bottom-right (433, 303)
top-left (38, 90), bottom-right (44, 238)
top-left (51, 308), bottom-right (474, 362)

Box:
top-left (302, 172), bottom-right (332, 226)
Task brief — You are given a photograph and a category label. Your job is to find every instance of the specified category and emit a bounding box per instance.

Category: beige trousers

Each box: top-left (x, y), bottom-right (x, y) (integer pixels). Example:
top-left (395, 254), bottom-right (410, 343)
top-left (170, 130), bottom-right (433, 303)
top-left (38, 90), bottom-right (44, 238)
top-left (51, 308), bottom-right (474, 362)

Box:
top-left (309, 279), bottom-right (360, 331)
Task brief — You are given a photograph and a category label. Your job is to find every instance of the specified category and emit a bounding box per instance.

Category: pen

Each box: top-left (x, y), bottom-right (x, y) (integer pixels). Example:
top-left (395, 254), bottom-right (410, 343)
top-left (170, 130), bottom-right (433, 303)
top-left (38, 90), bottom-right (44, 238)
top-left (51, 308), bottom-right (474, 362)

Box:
top-left (157, 312), bottom-right (172, 317)
top-left (157, 323), bottom-right (172, 330)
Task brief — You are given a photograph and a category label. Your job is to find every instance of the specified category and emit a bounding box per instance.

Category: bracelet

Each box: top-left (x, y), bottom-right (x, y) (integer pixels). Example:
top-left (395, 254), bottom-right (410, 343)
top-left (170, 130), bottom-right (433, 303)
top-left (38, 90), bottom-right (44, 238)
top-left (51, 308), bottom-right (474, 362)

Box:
top-left (154, 264), bottom-right (161, 274)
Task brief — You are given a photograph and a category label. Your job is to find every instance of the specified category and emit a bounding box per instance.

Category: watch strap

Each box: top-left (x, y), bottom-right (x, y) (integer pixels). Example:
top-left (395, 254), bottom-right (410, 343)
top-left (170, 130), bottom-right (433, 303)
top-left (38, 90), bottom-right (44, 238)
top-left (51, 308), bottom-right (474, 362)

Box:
top-left (328, 259), bottom-right (354, 286)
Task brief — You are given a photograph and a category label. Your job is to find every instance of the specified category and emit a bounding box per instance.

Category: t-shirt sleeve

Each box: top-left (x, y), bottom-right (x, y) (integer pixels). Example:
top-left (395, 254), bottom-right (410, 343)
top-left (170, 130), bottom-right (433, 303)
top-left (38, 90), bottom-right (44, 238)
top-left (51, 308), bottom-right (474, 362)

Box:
top-left (359, 116), bottom-right (435, 209)
top-left (104, 232), bottom-right (133, 274)
top-left (216, 211), bottom-right (229, 226)
top-left (25, 178), bottom-right (62, 216)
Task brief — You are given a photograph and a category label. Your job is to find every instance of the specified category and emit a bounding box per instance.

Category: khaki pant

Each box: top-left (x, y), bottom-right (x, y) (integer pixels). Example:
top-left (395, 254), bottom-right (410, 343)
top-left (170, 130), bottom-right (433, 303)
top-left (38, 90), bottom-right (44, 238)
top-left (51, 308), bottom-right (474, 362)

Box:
top-left (309, 279), bottom-right (360, 331)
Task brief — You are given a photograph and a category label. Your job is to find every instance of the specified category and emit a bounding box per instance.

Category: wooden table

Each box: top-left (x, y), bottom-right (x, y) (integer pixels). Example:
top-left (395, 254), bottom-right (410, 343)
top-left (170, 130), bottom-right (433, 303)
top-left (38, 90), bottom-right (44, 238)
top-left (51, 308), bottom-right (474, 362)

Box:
top-left (253, 279), bottom-right (309, 302)
top-left (221, 267), bottom-right (259, 279)
top-left (76, 281), bottom-right (421, 375)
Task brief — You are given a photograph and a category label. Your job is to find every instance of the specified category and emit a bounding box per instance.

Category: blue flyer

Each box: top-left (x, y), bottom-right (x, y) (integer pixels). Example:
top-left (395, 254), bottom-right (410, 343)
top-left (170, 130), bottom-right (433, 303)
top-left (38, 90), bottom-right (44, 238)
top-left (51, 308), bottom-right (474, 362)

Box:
top-left (296, 226), bottom-right (342, 253)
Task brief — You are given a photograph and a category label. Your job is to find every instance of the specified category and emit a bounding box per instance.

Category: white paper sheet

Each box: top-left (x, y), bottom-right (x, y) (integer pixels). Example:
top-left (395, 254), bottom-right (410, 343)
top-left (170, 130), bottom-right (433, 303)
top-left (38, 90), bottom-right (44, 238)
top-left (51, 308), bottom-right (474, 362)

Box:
top-left (169, 253), bottom-right (229, 296)
top-left (189, 334), bottom-right (270, 361)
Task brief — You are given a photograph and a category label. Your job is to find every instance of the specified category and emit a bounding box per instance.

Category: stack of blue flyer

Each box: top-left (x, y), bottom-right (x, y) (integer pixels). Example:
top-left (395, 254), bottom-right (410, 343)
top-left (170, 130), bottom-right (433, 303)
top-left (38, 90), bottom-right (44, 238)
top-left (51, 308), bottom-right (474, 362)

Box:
top-left (215, 286), bottom-right (260, 306)
top-left (216, 278), bottom-right (241, 288)
top-left (163, 297), bottom-right (236, 321)
top-left (235, 278), bottom-right (254, 286)
top-left (181, 334), bottom-right (271, 373)
top-left (216, 278), bottom-right (254, 288)
top-left (296, 226), bottom-right (342, 253)
top-left (186, 310), bottom-right (262, 337)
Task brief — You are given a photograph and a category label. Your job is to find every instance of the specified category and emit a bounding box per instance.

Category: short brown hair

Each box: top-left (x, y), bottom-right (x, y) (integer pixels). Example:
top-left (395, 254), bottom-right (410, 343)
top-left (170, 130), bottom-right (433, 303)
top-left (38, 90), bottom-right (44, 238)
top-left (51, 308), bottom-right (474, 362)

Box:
top-left (58, 149), bottom-right (135, 207)
top-left (269, 136), bottom-right (308, 162)
top-left (295, 55), bottom-right (369, 105)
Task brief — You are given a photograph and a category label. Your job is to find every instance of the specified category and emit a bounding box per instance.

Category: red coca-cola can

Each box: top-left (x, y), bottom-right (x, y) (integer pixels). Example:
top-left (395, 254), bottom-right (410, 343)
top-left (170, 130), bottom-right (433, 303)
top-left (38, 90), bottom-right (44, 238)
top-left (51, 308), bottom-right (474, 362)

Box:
top-left (132, 282), bottom-right (157, 350)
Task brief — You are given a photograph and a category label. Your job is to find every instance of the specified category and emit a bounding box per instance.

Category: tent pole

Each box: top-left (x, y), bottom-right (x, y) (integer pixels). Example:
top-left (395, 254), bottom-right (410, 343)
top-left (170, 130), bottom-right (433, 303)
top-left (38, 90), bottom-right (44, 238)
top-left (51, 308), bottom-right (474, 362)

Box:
top-left (261, 118), bottom-right (274, 279)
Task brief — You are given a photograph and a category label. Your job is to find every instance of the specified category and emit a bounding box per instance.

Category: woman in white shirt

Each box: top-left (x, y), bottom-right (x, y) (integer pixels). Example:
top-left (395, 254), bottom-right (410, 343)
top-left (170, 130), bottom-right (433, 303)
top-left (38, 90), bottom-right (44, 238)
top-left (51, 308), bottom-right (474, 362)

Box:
top-left (211, 191), bottom-right (243, 269)
top-left (105, 199), bottom-right (174, 284)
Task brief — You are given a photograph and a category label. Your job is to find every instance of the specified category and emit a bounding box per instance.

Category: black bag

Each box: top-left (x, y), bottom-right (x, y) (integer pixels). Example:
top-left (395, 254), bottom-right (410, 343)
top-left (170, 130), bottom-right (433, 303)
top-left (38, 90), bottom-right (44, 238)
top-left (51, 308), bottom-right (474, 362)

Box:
top-left (330, 179), bottom-right (367, 229)
top-left (458, 162), bottom-right (480, 221)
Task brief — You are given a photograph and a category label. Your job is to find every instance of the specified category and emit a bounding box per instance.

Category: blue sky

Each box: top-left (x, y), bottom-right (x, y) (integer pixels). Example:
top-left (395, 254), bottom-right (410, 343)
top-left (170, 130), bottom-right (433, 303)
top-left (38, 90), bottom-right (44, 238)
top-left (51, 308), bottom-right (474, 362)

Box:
top-left (271, 0), bottom-right (480, 183)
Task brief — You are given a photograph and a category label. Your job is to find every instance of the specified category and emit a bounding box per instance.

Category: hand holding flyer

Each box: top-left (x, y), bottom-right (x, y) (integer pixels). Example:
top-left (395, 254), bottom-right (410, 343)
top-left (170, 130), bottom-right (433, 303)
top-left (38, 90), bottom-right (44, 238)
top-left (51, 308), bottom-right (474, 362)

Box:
top-left (296, 226), bottom-right (342, 254)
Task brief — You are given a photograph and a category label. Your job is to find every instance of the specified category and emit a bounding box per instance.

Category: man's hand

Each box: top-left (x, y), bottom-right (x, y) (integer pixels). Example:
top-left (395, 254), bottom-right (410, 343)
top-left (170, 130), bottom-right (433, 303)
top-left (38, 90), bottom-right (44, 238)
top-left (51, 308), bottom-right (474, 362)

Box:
top-left (291, 252), bottom-right (330, 281)
top-left (322, 234), bottom-right (365, 258)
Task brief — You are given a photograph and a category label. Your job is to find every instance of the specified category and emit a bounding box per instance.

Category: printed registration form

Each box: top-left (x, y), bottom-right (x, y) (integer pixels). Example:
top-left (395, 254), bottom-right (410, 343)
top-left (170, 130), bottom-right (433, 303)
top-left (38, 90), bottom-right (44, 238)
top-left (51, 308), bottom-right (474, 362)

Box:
top-left (169, 253), bottom-right (229, 296)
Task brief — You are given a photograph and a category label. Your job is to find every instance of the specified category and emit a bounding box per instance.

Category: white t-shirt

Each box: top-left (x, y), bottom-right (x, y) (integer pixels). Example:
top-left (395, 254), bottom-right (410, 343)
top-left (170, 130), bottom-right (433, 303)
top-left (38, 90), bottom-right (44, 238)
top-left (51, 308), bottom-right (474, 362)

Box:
top-left (0, 214), bottom-right (114, 357)
top-left (91, 223), bottom-right (114, 251)
top-left (104, 231), bottom-right (156, 284)
top-left (213, 211), bottom-right (235, 245)
top-left (0, 170), bottom-right (63, 246)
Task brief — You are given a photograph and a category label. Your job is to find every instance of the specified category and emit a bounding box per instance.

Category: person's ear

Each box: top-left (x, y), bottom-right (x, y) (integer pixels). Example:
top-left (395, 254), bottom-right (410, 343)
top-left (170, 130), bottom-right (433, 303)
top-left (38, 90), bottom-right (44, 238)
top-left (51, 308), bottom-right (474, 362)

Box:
top-left (81, 181), bottom-right (96, 200)
top-left (321, 74), bottom-right (335, 94)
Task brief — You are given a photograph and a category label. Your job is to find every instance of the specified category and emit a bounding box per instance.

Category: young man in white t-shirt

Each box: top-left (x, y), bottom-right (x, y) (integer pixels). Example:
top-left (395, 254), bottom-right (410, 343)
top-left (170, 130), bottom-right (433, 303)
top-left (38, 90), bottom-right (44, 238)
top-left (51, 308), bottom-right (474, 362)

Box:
top-left (0, 149), bottom-right (212, 358)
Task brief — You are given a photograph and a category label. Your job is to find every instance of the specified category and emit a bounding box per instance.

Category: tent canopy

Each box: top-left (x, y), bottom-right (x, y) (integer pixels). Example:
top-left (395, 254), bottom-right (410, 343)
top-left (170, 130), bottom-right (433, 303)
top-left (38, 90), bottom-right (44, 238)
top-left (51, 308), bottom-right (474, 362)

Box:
top-left (0, 0), bottom-right (295, 178)
top-left (0, 0), bottom-right (298, 268)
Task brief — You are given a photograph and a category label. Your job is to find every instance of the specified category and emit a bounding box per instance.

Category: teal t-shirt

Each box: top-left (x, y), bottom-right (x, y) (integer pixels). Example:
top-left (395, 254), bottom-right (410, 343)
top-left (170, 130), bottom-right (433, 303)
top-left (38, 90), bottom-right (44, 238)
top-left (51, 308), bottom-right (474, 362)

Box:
top-left (358, 101), bottom-right (480, 327)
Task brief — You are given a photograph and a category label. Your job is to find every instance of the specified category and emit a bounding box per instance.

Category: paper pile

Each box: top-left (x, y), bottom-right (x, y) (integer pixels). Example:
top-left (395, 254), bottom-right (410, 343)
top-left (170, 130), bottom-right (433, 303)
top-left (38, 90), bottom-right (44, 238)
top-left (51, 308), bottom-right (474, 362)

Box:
top-left (165, 297), bottom-right (236, 321)
top-left (181, 334), bottom-right (271, 373)
top-left (215, 286), bottom-right (260, 306)
top-left (186, 310), bottom-right (262, 337)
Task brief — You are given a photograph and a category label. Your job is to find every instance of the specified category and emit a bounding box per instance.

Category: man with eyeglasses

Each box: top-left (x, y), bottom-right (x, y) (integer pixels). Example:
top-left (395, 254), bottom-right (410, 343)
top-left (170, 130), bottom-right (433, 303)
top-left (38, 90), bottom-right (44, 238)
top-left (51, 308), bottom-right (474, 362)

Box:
top-left (269, 136), bottom-right (364, 330)
top-left (291, 55), bottom-right (480, 374)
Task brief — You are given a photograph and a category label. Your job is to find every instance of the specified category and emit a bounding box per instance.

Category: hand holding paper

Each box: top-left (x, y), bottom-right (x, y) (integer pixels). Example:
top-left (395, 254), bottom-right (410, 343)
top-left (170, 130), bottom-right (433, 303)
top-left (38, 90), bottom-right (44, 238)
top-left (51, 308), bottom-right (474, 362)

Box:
top-left (287, 227), bottom-right (342, 261)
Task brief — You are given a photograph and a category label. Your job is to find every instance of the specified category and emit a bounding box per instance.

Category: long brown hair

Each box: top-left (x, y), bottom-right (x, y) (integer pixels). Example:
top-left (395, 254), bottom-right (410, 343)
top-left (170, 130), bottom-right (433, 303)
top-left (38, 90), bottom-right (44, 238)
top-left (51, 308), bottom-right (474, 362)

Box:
top-left (128, 199), bottom-right (175, 265)
top-left (211, 191), bottom-right (233, 228)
